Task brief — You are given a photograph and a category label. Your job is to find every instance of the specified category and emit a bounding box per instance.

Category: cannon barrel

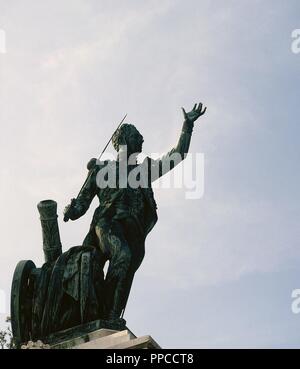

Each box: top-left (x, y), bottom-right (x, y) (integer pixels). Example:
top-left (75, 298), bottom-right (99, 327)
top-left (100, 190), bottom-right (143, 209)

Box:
top-left (37, 200), bottom-right (62, 263)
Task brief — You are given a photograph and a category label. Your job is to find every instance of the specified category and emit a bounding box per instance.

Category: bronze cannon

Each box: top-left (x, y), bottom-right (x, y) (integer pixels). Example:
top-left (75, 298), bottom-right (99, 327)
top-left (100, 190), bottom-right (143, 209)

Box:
top-left (11, 200), bottom-right (62, 347)
top-left (10, 200), bottom-right (124, 348)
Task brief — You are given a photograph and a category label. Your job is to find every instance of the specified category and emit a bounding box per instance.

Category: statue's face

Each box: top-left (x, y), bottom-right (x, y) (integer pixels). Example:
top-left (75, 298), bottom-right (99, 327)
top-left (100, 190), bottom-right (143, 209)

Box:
top-left (125, 126), bottom-right (144, 154)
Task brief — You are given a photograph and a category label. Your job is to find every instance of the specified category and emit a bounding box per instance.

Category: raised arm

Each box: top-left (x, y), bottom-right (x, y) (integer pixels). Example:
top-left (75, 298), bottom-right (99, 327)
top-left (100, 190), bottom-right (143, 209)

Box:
top-left (148, 102), bottom-right (206, 182)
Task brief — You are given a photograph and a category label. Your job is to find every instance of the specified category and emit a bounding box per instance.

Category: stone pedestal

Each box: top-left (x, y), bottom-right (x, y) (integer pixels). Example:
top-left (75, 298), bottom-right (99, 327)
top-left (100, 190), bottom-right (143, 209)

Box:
top-left (52, 328), bottom-right (161, 349)
top-left (21, 319), bottom-right (161, 349)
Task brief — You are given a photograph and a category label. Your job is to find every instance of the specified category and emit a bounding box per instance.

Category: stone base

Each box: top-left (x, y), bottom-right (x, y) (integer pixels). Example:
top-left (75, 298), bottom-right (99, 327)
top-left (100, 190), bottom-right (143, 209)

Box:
top-left (52, 328), bottom-right (161, 349)
top-left (21, 318), bottom-right (161, 349)
top-left (43, 318), bottom-right (127, 346)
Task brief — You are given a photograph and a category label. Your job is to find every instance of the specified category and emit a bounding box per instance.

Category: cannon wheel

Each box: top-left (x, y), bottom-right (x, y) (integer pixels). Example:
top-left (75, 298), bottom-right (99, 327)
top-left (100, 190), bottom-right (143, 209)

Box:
top-left (11, 260), bottom-right (36, 348)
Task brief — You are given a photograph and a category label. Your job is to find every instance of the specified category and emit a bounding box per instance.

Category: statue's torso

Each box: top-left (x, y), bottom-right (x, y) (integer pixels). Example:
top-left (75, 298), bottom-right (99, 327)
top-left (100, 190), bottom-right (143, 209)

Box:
top-left (92, 160), bottom-right (158, 237)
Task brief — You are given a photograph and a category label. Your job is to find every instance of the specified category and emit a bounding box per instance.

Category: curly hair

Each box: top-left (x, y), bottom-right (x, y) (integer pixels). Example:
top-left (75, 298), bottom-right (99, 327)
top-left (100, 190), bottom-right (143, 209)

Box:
top-left (112, 123), bottom-right (138, 152)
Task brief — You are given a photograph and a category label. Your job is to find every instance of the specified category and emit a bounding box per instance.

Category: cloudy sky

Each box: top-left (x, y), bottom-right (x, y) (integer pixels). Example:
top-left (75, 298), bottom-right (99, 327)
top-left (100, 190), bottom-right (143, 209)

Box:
top-left (0, 0), bottom-right (299, 348)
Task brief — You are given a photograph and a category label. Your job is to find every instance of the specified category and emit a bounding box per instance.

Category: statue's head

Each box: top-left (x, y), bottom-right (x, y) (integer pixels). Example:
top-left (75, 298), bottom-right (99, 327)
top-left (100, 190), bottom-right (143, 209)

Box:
top-left (112, 123), bottom-right (144, 154)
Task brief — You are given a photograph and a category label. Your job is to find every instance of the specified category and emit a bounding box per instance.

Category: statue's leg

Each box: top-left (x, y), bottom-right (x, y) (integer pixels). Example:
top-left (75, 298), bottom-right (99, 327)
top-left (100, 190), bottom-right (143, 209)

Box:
top-left (95, 218), bottom-right (145, 320)
top-left (95, 220), bottom-right (132, 319)
top-left (117, 218), bottom-right (145, 317)
top-left (82, 225), bottom-right (109, 320)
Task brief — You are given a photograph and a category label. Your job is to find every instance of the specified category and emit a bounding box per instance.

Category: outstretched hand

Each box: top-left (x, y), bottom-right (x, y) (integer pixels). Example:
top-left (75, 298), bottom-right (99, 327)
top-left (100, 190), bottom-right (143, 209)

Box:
top-left (182, 103), bottom-right (207, 123)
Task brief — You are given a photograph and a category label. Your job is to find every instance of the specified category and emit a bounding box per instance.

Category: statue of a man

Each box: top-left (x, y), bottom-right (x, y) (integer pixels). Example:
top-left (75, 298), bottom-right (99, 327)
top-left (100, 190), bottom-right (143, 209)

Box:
top-left (64, 103), bottom-right (206, 320)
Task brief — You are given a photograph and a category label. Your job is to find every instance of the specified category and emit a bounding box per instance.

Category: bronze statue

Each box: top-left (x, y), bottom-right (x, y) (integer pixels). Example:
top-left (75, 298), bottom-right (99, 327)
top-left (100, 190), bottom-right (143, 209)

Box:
top-left (10, 103), bottom-right (206, 347)
top-left (63, 103), bottom-right (207, 320)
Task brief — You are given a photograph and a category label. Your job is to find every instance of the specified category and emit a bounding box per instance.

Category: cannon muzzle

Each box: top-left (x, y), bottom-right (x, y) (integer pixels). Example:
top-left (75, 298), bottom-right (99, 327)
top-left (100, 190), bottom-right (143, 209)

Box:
top-left (37, 200), bottom-right (62, 263)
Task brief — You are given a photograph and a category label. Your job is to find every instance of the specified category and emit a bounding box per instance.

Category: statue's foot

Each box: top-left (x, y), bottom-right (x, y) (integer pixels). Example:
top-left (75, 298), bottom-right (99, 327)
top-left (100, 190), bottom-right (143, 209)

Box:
top-left (108, 315), bottom-right (125, 323)
top-left (107, 312), bottom-right (126, 327)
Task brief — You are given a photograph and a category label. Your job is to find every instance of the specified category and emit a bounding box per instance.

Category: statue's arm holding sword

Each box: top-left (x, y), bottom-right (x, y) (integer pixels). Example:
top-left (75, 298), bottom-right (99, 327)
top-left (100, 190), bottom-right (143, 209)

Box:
top-left (63, 114), bottom-right (128, 222)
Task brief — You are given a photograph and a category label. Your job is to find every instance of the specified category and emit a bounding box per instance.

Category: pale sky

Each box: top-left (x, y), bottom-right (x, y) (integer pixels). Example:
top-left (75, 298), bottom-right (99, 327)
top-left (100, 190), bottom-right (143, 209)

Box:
top-left (0, 0), bottom-right (300, 348)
